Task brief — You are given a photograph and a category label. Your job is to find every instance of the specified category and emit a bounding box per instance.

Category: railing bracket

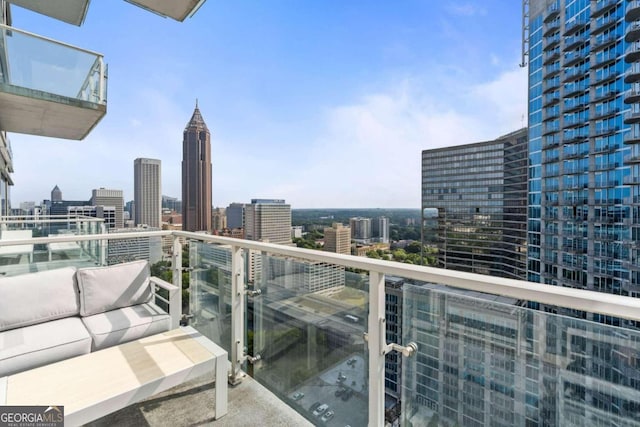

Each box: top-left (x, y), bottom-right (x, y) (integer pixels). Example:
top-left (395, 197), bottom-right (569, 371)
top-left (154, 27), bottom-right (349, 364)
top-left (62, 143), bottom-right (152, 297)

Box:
top-left (246, 289), bottom-right (262, 297)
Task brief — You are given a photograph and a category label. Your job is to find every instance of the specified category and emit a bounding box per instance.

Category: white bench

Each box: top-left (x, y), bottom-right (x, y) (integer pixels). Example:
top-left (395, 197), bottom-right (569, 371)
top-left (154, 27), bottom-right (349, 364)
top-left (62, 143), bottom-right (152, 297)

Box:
top-left (0, 326), bottom-right (228, 426)
top-left (0, 230), bottom-right (34, 262)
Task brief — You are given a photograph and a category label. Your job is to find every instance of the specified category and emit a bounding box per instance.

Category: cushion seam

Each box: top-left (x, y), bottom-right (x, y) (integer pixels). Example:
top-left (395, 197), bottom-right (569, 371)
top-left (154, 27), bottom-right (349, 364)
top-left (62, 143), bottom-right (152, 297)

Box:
top-left (0, 335), bottom-right (91, 361)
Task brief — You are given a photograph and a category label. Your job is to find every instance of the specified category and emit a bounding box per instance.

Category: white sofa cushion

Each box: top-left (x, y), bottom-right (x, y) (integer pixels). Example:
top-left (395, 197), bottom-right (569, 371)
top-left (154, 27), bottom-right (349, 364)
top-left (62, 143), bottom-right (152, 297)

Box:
top-left (81, 303), bottom-right (171, 351)
top-left (77, 260), bottom-right (152, 317)
top-left (0, 317), bottom-right (92, 377)
top-left (0, 267), bottom-right (79, 332)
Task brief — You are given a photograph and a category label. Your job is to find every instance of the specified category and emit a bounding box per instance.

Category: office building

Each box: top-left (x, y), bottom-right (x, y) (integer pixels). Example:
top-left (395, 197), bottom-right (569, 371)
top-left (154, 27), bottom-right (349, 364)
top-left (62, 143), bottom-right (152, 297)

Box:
top-left (134, 158), bottom-right (161, 228)
top-left (91, 188), bottom-right (124, 229)
top-left (68, 205), bottom-right (116, 229)
top-left (324, 223), bottom-right (351, 255)
top-left (162, 195), bottom-right (181, 213)
top-left (372, 216), bottom-right (390, 244)
top-left (212, 207), bottom-right (227, 231)
top-left (182, 101), bottom-right (212, 232)
top-left (350, 217), bottom-right (372, 244)
top-left (527, 0), bottom-right (640, 319)
top-left (107, 226), bottom-right (162, 265)
top-left (51, 185), bottom-right (62, 202)
top-left (421, 128), bottom-right (528, 279)
top-left (226, 202), bottom-right (245, 229)
top-left (245, 199), bottom-right (292, 245)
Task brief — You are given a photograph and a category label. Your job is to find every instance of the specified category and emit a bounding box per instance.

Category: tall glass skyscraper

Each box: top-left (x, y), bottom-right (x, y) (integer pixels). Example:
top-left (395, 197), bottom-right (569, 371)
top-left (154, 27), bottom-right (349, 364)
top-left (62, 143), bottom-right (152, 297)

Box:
top-left (421, 128), bottom-right (528, 280)
top-left (528, 0), bottom-right (639, 326)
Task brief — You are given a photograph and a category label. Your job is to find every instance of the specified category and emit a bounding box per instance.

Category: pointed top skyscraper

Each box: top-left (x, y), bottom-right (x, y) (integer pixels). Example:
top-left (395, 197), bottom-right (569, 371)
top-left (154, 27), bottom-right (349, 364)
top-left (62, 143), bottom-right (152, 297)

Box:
top-left (182, 100), bottom-right (212, 232)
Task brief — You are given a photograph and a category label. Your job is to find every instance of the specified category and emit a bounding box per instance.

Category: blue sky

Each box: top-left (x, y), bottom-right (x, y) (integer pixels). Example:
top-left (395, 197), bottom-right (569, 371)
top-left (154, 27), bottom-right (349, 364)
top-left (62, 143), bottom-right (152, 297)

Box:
top-left (10, 0), bottom-right (527, 209)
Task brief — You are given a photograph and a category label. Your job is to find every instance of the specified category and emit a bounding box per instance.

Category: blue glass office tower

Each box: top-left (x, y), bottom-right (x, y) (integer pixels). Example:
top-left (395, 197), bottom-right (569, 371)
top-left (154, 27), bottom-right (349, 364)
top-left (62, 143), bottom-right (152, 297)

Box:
top-left (528, 0), bottom-right (639, 326)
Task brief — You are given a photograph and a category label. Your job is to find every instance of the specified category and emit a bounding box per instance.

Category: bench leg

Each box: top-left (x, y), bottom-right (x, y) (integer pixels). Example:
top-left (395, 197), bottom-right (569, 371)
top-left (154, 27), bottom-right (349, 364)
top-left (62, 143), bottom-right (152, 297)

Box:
top-left (214, 352), bottom-right (228, 419)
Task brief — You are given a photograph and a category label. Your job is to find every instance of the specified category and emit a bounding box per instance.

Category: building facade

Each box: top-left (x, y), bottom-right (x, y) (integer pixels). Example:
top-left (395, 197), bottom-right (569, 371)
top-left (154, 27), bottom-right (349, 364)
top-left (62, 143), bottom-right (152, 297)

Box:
top-left (134, 158), bottom-right (161, 228)
top-left (324, 222), bottom-right (351, 255)
top-left (51, 185), bottom-right (62, 202)
top-left (90, 188), bottom-right (124, 229)
top-left (212, 207), bottom-right (227, 231)
top-left (245, 199), bottom-right (292, 245)
top-left (372, 216), bottom-right (390, 244)
top-left (350, 217), bottom-right (372, 244)
top-left (182, 102), bottom-right (212, 232)
top-left (226, 202), bottom-right (245, 229)
top-left (421, 128), bottom-right (528, 280)
top-left (527, 0), bottom-right (640, 322)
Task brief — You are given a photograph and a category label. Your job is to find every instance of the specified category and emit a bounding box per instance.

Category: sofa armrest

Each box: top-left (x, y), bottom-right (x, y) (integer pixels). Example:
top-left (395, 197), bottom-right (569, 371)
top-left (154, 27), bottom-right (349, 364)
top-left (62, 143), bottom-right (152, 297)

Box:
top-left (150, 276), bottom-right (181, 329)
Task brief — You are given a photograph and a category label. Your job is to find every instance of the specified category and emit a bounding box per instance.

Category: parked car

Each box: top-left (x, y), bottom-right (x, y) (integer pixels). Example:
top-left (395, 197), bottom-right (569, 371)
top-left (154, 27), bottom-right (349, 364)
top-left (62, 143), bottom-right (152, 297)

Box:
top-left (309, 401), bottom-right (321, 412)
top-left (321, 410), bottom-right (335, 422)
top-left (334, 388), bottom-right (345, 397)
top-left (291, 391), bottom-right (304, 401)
top-left (341, 389), bottom-right (353, 401)
top-left (313, 404), bottom-right (329, 417)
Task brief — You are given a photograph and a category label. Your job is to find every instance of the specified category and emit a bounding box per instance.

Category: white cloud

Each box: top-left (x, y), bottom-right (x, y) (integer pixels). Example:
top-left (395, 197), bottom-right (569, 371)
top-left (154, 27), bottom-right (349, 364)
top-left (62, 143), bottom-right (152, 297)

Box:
top-left (448, 3), bottom-right (487, 17)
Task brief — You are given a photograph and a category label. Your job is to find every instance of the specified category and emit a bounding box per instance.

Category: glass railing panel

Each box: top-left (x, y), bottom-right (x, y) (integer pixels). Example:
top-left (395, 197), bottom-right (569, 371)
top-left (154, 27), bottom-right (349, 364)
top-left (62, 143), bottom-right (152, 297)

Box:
top-left (189, 241), bottom-right (233, 355)
top-left (401, 282), bottom-right (640, 427)
top-left (249, 251), bottom-right (369, 427)
top-left (0, 24), bottom-right (107, 104)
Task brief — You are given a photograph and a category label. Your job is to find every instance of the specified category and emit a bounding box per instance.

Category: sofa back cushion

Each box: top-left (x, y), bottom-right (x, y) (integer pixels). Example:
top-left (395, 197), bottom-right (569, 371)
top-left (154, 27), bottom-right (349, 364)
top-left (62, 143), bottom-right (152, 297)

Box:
top-left (0, 267), bottom-right (80, 332)
top-left (77, 260), bottom-right (152, 316)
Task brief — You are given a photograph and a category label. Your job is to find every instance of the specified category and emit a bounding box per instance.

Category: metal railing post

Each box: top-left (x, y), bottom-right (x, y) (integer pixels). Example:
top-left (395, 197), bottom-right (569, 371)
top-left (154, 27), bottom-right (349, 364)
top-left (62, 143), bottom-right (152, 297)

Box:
top-left (368, 271), bottom-right (386, 427)
top-left (230, 245), bottom-right (245, 384)
top-left (172, 235), bottom-right (182, 298)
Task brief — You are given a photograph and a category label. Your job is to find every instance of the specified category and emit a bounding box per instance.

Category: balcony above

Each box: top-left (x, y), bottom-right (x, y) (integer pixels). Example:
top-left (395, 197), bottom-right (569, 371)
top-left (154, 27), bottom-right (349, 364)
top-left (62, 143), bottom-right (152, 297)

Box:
top-left (124, 0), bottom-right (206, 21)
top-left (592, 15), bottom-right (619, 35)
top-left (626, 0), bottom-right (640, 23)
top-left (8, 0), bottom-right (89, 26)
top-left (625, 87), bottom-right (640, 103)
top-left (0, 25), bottom-right (107, 140)
top-left (591, 34), bottom-right (617, 52)
top-left (592, 0), bottom-right (618, 19)
top-left (625, 63), bottom-right (640, 84)
top-left (563, 20), bottom-right (587, 36)
top-left (626, 41), bottom-right (640, 64)
top-left (624, 110), bottom-right (640, 124)
top-left (626, 22), bottom-right (640, 43)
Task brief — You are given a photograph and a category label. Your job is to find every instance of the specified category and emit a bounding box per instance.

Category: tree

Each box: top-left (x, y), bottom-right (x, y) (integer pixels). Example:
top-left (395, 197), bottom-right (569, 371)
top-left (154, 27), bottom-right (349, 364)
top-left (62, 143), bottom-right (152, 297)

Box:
top-left (405, 241), bottom-right (422, 254)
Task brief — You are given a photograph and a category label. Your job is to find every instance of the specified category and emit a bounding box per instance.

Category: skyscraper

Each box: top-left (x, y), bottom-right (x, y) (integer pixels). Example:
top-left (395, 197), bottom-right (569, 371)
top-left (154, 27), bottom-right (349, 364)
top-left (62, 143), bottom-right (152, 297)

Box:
top-left (51, 185), bottom-right (62, 202)
top-left (372, 216), bottom-right (390, 244)
top-left (421, 128), bottom-right (528, 279)
top-left (134, 158), bottom-right (161, 228)
top-left (527, 0), bottom-right (639, 321)
top-left (182, 101), bottom-right (212, 232)
top-left (91, 188), bottom-right (124, 229)
top-left (226, 202), bottom-right (245, 229)
top-left (349, 217), bottom-right (372, 244)
top-left (245, 199), bottom-right (291, 245)
top-left (324, 222), bottom-right (351, 254)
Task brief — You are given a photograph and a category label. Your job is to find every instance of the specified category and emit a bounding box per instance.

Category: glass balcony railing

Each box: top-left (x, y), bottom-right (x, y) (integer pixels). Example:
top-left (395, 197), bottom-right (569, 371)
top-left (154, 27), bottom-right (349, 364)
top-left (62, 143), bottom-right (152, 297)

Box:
top-left (0, 24), bottom-right (107, 139)
top-left (3, 230), bottom-right (640, 426)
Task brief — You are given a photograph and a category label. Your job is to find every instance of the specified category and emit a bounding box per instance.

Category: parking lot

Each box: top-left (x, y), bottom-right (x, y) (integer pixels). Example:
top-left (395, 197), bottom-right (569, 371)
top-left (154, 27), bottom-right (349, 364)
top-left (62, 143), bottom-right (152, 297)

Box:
top-left (287, 354), bottom-right (367, 426)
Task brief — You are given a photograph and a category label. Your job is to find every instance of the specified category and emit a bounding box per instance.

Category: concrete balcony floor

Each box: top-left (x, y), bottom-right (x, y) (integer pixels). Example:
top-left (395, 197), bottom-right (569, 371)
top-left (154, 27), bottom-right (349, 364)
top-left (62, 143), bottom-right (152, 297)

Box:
top-left (87, 372), bottom-right (313, 427)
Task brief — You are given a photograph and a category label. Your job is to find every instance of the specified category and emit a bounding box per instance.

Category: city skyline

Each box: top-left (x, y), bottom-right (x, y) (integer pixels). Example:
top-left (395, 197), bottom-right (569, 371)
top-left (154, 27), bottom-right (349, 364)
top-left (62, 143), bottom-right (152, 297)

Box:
top-left (8, 1), bottom-right (526, 208)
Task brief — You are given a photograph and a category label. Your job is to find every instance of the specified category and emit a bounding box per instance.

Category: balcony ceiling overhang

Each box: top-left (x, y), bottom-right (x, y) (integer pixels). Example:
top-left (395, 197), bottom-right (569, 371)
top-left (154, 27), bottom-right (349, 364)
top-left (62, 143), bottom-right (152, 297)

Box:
top-left (8, 0), bottom-right (90, 26)
top-left (0, 85), bottom-right (106, 140)
top-left (124, 0), bottom-right (206, 21)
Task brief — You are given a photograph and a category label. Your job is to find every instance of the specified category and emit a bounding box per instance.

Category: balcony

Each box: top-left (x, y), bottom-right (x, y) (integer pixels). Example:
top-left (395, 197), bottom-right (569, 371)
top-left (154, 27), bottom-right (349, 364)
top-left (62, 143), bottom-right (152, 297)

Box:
top-left (626, 0), bottom-right (640, 23)
top-left (626, 41), bottom-right (640, 63)
top-left (592, 51), bottom-right (619, 69)
top-left (543, 108), bottom-right (559, 122)
top-left (625, 109), bottom-right (640, 124)
top-left (563, 100), bottom-right (589, 114)
top-left (625, 63), bottom-right (640, 84)
top-left (544, 49), bottom-right (561, 65)
top-left (544, 92), bottom-right (561, 106)
top-left (592, 0), bottom-right (618, 18)
top-left (593, 70), bottom-right (620, 86)
top-left (563, 82), bottom-right (587, 98)
top-left (545, 63), bottom-right (562, 77)
top-left (7, 0), bottom-right (90, 26)
top-left (564, 20), bottom-right (587, 36)
top-left (627, 22), bottom-right (640, 43)
top-left (625, 85), bottom-right (640, 103)
top-left (591, 34), bottom-right (617, 52)
top-left (592, 89), bottom-right (620, 103)
top-left (123, 0), bottom-right (207, 22)
top-left (563, 34), bottom-right (587, 51)
top-left (544, 20), bottom-right (561, 37)
top-left (592, 15), bottom-right (619, 35)
top-left (544, 34), bottom-right (561, 50)
top-left (4, 222), bottom-right (640, 426)
top-left (591, 107), bottom-right (620, 121)
top-left (624, 152), bottom-right (640, 163)
top-left (563, 50), bottom-right (588, 67)
top-left (542, 123), bottom-right (560, 136)
top-left (624, 128), bottom-right (640, 144)
top-left (562, 67), bottom-right (586, 82)
top-left (544, 3), bottom-right (560, 22)
top-left (0, 25), bottom-right (107, 140)
top-left (562, 115), bottom-right (586, 129)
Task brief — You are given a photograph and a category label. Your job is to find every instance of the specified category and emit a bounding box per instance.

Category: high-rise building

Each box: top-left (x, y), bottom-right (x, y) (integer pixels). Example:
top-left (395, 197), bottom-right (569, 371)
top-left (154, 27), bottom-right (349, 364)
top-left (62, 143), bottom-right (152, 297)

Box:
top-left (324, 222), bottom-right (351, 255)
top-left (349, 217), bottom-right (372, 244)
top-left (212, 207), bottom-right (227, 231)
top-left (182, 101), bottom-right (212, 232)
top-left (527, 0), bottom-right (640, 320)
top-left (162, 195), bottom-right (181, 213)
top-left (372, 216), bottom-right (390, 244)
top-left (51, 185), bottom-right (62, 202)
top-left (421, 128), bottom-right (528, 279)
top-left (245, 199), bottom-right (292, 245)
top-left (90, 188), bottom-right (124, 229)
top-left (134, 158), bottom-right (161, 228)
top-left (226, 202), bottom-right (245, 229)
